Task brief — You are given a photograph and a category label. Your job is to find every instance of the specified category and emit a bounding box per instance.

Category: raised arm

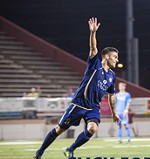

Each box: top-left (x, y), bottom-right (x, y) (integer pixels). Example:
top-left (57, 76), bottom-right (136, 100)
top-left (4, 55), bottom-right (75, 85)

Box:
top-left (88, 17), bottom-right (100, 58)
top-left (108, 93), bottom-right (120, 123)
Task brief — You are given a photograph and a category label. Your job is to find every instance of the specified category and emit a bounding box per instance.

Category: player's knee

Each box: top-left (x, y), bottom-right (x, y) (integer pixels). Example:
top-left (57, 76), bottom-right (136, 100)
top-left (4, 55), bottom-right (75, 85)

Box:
top-left (55, 125), bottom-right (66, 135)
top-left (124, 124), bottom-right (128, 128)
top-left (87, 123), bottom-right (98, 134)
top-left (118, 125), bottom-right (122, 128)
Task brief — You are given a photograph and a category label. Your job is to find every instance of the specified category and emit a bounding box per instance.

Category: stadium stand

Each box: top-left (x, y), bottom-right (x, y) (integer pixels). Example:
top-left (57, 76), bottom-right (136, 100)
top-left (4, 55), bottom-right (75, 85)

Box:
top-left (0, 30), bottom-right (82, 97)
top-left (0, 16), bottom-right (150, 98)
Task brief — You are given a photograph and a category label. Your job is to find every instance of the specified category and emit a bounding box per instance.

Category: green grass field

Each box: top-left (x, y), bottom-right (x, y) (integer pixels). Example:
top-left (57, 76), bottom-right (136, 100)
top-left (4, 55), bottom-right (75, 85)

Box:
top-left (0, 138), bottom-right (149, 159)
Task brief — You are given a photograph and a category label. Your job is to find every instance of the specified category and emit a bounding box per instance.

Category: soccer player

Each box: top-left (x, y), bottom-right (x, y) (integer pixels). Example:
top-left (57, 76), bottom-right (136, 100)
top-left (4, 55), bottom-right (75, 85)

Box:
top-left (116, 82), bottom-right (131, 143)
top-left (34, 17), bottom-right (120, 159)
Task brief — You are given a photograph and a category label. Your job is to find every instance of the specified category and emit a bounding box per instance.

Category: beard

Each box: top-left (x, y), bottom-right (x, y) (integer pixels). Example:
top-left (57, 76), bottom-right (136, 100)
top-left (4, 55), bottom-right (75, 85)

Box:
top-left (107, 60), bottom-right (115, 68)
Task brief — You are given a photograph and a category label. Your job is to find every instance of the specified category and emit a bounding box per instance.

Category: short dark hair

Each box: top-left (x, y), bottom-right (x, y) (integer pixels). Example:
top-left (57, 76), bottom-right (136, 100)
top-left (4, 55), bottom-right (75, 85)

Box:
top-left (101, 47), bottom-right (119, 58)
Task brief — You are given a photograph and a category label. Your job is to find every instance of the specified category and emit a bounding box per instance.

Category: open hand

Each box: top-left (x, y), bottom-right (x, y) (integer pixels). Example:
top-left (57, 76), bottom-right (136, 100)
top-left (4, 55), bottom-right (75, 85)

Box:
top-left (112, 113), bottom-right (120, 123)
top-left (88, 17), bottom-right (100, 32)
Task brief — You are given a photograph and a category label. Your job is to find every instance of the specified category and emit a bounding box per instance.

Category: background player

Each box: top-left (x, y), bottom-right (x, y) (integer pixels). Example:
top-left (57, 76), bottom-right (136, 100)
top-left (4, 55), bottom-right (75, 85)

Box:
top-left (116, 82), bottom-right (131, 143)
top-left (34, 17), bottom-right (120, 159)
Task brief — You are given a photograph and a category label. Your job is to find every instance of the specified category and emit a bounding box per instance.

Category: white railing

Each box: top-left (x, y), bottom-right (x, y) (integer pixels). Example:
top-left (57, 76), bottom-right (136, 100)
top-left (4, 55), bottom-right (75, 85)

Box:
top-left (0, 97), bottom-right (149, 119)
top-left (0, 97), bottom-right (72, 118)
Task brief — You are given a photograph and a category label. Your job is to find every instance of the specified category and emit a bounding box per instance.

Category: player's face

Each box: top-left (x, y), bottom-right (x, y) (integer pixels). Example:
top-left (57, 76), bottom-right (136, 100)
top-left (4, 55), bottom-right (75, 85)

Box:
top-left (118, 83), bottom-right (126, 92)
top-left (107, 52), bottom-right (119, 68)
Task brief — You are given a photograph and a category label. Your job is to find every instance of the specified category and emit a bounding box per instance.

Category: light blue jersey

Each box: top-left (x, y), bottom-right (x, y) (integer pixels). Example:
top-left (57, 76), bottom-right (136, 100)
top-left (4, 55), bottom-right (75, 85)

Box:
top-left (116, 92), bottom-right (131, 114)
top-left (72, 53), bottom-right (116, 109)
top-left (116, 91), bottom-right (131, 141)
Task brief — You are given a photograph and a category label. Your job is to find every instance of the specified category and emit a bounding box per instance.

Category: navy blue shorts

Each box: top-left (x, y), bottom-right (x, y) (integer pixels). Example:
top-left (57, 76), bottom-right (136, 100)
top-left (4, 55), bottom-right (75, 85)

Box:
top-left (59, 103), bottom-right (100, 129)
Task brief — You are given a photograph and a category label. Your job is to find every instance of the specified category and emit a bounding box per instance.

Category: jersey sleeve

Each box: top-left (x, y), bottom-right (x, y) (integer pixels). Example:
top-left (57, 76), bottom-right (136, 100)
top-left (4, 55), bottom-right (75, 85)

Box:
top-left (126, 93), bottom-right (131, 103)
top-left (84, 53), bottom-right (102, 75)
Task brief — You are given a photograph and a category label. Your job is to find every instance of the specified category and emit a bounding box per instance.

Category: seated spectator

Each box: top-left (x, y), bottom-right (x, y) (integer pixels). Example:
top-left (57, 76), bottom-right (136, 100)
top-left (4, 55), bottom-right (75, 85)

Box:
top-left (26, 87), bottom-right (41, 98)
top-left (65, 88), bottom-right (74, 98)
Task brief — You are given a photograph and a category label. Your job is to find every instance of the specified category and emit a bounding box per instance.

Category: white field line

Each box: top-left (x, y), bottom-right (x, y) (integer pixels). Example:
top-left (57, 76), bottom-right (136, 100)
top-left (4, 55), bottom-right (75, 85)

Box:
top-left (25, 144), bottom-right (150, 151)
top-left (0, 141), bottom-right (41, 145)
top-left (0, 138), bottom-right (149, 145)
top-left (104, 138), bottom-right (150, 142)
top-left (25, 146), bottom-right (104, 151)
top-left (0, 157), bottom-right (39, 159)
top-left (114, 144), bottom-right (150, 148)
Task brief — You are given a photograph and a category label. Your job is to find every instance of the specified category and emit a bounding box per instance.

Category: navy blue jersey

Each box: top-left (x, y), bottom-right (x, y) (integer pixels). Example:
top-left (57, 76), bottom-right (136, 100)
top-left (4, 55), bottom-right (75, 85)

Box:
top-left (72, 53), bottom-right (116, 109)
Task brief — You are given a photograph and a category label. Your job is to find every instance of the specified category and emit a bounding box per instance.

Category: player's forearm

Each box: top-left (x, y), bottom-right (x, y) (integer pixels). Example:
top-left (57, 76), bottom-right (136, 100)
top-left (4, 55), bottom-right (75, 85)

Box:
top-left (124, 103), bottom-right (130, 113)
top-left (108, 94), bottom-right (117, 115)
top-left (89, 31), bottom-right (98, 58)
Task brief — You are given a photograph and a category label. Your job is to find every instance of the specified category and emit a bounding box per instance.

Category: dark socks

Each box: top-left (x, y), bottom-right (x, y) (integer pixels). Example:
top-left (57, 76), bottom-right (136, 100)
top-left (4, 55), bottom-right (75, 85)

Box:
top-left (37, 128), bottom-right (58, 156)
top-left (68, 130), bottom-right (93, 152)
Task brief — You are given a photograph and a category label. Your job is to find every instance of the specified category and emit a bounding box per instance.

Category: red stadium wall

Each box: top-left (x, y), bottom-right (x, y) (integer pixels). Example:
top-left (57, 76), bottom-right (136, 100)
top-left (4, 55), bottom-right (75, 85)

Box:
top-left (115, 77), bottom-right (150, 97)
top-left (0, 16), bottom-right (86, 75)
top-left (0, 16), bottom-right (150, 97)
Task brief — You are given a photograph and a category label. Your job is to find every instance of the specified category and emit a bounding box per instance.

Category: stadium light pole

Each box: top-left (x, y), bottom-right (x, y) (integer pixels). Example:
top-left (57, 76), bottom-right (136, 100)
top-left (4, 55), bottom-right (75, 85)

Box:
top-left (126, 0), bottom-right (139, 85)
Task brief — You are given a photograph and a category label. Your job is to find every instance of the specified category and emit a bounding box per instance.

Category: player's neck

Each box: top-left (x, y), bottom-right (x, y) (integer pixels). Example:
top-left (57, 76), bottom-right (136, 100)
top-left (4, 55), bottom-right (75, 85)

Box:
top-left (102, 59), bottom-right (109, 72)
top-left (119, 90), bottom-right (125, 93)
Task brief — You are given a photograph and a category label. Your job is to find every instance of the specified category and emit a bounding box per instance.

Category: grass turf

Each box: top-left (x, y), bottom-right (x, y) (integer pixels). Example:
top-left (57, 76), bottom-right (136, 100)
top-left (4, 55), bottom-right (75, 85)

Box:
top-left (0, 138), bottom-right (149, 159)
